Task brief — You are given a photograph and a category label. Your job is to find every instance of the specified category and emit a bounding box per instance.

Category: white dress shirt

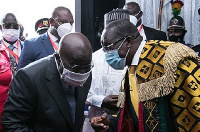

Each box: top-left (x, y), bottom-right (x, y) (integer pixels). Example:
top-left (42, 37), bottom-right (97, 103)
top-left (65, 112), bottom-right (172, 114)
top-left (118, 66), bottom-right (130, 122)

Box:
top-left (2, 39), bottom-right (22, 58)
top-left (86, 48), bottom-right (127, 107)
top-left (47, 31), bottom-right (59, 50)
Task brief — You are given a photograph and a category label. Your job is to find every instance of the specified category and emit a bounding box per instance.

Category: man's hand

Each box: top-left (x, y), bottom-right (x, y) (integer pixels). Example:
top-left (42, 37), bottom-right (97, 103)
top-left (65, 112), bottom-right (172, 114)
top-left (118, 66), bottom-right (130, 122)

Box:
top-left (101, 95), bottom-right (119, 115)
top-left (90, 113), bottom-right (110, 132)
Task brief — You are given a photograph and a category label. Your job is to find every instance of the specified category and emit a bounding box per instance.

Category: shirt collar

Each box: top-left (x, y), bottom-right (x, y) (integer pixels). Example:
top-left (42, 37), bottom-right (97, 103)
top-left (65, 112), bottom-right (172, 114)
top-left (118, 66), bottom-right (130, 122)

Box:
top-left (2, 39), bottom-right (19, 49)
top-left (131, 40), bottom-right (146, 65)
top-left (48, 31), bottom-right (59, 42)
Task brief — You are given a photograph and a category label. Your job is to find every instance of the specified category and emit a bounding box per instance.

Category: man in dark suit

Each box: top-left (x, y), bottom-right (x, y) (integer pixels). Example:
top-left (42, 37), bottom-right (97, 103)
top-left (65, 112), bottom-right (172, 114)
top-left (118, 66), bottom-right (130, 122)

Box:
top-left (123, 2), bottom-right (167, 41)
top-left (17, 6), bottom-right (74, 69)
top-left (1, 32), bottom-right (93, 132)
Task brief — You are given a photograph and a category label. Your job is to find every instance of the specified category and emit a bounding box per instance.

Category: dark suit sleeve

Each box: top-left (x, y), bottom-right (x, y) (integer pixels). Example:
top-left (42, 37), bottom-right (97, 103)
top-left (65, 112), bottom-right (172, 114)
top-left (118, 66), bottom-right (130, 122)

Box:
top-left (153, 29), bottom-right (167, 41)
top-left (17, 40), bottom-right (34, 70)
top-left (1, 69), bottom-right (36, 132)
top-left (159, 31), bottom-right (167, 41)
top-left (144, 26), bottom-right (167, 41)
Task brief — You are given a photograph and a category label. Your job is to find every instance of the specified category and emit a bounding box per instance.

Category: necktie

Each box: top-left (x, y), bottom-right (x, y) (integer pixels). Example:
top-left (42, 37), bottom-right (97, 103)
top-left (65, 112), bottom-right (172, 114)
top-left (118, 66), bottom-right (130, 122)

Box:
top-left (8, 44), bottom-right (15, 51)
top-left (64, 85), bottom-right (76, 125)
top-left (8, 45), bottom-right (17, 75)
top-left (129, 65), bottom-right (139, 117)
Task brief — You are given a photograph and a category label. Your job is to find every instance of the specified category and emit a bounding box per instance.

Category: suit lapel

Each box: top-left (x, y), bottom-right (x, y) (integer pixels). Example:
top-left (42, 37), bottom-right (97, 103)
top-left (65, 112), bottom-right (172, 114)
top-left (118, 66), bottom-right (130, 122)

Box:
top-left (41, 33), bottom-right (54, 55)
top-left (45, 56), bottom-right (74, 131)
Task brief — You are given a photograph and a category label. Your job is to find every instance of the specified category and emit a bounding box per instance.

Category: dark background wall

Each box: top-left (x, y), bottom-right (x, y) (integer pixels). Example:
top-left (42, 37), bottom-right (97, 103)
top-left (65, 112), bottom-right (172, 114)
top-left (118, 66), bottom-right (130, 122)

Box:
top-left (81, 0), bottom-right (125, 52)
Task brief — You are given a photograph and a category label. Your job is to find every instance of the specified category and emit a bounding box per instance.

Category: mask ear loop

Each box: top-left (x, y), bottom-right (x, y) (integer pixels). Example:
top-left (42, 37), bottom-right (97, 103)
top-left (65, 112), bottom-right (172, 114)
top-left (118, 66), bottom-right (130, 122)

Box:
top-left (119, 37), bottom-right (131, 59)
top-left (134, 11), bottom-right (141, 17)
top-left (117, 37), bottom-right (127, 50)
top-left (125, 48), bottom-right (130, 58)
top-left (124, 36), bottom-right (136, 58)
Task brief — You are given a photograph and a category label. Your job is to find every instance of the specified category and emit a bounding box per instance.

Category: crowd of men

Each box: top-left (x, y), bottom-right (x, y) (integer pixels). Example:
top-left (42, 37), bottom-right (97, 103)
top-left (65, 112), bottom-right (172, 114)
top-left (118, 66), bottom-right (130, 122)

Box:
top-left (0, 1), bottom-right (200, 132)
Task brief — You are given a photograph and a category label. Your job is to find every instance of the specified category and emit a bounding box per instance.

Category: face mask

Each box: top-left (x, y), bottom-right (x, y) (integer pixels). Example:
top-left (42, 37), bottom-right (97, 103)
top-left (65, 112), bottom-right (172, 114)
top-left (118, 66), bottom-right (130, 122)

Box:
top-left (2, 28), bottom-right (19, 42)
top-left (105, 38), bottom-right (130, 70)
top-left (169, 35), bottom-right (184, 43)
top-left (129, 15), bottom-right (138, 26)
top-left (129, 11), bottom-right (141, 26)
top-left (61, 67), bottom-right (91, 87)
top-left (57, 23), bottom-right (72, 38)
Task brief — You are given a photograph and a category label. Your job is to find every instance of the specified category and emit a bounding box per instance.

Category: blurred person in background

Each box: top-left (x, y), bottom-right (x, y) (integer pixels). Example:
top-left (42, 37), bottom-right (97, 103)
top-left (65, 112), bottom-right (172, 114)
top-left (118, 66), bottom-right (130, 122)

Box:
top-left (35, 18), bottom-right (50, 35)
top-left (0, 13), bottom-right (23, 75)
top-left (18, 6), bottom-right (74, 69)
top-left (124, 2), bottom-right (167, 41)
top-left (167, 0), bottom-right (193, 48)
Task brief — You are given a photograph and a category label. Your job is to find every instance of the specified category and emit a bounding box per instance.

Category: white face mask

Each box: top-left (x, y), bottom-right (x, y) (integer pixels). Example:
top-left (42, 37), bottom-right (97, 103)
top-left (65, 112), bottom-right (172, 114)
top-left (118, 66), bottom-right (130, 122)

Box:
top-left (61, 67), bottom-right (91, 87)
top-left (57, 23), bottom-right (72, 38)
top-left (2, 28), bottom-right (19, 42)
top-left (129, 15), bottom-right (138, 26)
top-left (129, 11), bottom-right (142, 26)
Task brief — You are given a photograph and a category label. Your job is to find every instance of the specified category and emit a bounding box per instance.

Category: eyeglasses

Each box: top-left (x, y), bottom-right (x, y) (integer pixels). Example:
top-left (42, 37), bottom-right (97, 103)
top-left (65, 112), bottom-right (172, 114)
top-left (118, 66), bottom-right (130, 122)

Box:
top-left (52, 18), bottom-right (73, 26)
top-left (61, 59), bottom-right (94, 73)
top-left (102, 37), bottom-right (126, 52)
top-left (2, 23), bottom-right (20, 29)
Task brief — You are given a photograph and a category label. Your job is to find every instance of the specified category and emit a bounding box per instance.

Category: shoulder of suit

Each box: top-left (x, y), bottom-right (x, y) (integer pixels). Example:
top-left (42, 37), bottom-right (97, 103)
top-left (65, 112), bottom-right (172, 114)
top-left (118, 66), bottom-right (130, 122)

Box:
top-left (23, 33), bottom-right (48, 46)
top-left (143, 25), bottom-right (166, 34)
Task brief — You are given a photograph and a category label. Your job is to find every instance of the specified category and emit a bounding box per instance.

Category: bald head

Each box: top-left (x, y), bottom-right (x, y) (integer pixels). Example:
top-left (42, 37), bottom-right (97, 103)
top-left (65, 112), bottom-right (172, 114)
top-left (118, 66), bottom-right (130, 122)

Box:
top-left (59, 32), bottom-right (92, 68)
top-left (49, 6), bottom-right (74, 39)
top-left (52, 6), bottom-right (72, 19)
top-left (124, 2), bottom-right (142, 26)
top-left (124, 2), bottom-right (141, 14)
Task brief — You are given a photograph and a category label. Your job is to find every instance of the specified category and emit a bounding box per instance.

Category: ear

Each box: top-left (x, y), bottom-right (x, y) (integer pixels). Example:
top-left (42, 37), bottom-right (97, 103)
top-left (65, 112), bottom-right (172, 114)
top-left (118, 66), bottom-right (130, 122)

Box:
top-left (49, 18), bottom-right (56, 28)
top-left (49, 18), bottom-right (54, 24)
top-left (140, 11), bottom-right (143, 17)
top-left (0, 25), bottom-right (2, 31)
top-left (125, 37), bottom-right (134, 48)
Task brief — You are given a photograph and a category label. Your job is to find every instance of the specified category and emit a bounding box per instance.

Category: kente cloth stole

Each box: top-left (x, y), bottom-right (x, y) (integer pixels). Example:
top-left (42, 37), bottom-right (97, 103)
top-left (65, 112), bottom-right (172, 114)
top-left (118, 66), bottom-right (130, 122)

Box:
top-left (117, 71), bottom-right (134, 132)
top-left (135, 40), bottom-right (170, 132)
top-left (169, 57), bottom-right (200, 131)
top-left (133, 40), bottom-right (200, 131)
top-left (129, 65), bottom-right (139, 118)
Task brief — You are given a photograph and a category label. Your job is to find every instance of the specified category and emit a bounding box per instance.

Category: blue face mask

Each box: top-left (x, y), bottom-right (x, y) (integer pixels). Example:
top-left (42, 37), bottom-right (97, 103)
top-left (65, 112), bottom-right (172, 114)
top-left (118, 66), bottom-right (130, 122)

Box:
top-left (105, 38), bottom-right (130, 70)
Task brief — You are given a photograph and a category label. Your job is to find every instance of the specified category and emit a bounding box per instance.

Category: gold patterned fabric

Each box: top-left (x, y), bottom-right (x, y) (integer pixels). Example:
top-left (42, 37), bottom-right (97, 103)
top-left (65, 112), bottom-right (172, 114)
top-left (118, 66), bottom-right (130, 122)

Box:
top-left (126, 40), bottom-right (200, 131)
top-left (129, 65), bottom-right (139, 118)
top-left (170, 58), bottom-right (200, 131)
